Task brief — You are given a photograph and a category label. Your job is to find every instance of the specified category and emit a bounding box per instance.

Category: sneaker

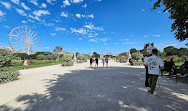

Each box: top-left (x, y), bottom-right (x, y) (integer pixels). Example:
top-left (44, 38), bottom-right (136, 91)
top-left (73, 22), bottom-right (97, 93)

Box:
top-left (146, 87), bottom-right (150, 90)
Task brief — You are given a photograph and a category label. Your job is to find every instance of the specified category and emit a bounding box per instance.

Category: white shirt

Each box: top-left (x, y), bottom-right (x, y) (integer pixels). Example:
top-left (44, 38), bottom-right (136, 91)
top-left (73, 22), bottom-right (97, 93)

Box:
top-left (144, 55), bottom-right (164, 75)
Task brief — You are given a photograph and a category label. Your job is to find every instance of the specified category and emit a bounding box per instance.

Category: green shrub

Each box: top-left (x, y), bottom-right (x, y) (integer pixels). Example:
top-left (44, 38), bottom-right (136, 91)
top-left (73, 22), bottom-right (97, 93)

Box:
top-left (0, 69), bottom-right (20, 83)
top-left (119, 60), bottom-right (127, 63)
top-left (0, 49), bottom-right (13, 67)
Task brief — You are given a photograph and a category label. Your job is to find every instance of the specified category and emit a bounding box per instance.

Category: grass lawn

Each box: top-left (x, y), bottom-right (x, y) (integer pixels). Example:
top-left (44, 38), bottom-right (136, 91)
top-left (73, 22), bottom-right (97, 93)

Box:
top-left (0, 61), bottom-right (63, 70)
top-left (175, 62), bottom-right (184, 66)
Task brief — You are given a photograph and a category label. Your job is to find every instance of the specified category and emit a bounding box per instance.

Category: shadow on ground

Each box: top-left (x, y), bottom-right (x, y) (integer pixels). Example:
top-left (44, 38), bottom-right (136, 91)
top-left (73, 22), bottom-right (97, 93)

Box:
top-left (0, 66), bottom-right (188, 111)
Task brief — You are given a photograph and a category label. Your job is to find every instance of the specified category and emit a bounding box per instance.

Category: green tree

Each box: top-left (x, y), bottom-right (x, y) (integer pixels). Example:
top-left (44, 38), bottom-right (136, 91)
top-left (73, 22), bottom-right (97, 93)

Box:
top-left (0, 49), bottom-right (12, 67)
top-left (130, 48), bottom-right (138, 54)
top-left (77, 54), bottom-right (85, 60)
top-left (13, 53), bottom-right (29, 60)
top-left (118, 52), bottom-right (128, 59)
top-left (178, 48), bottom-right (188, 57)
top-left (152, 0), bottom-right (188, 42)
top-left (132, 52), bottom-right (143, 60)
top-left (36, 54), bottom-right (46, 60)
top-left (92, 52), bottom-right (100, 58)
top-left (164, 46), bottom-right (179, 56)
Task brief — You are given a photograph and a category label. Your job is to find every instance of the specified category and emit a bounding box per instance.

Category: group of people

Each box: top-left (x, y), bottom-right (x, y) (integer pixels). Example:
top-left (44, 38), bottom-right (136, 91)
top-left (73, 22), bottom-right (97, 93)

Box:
top-left (90, 56), bottom-right (109, 67)
top-left (143, 49), bottom-right (164, 94)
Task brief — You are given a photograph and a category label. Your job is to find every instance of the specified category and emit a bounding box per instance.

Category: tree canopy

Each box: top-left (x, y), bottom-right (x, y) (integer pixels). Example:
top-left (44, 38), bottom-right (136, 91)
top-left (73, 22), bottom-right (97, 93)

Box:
top-left (152, 0), bottom-right (188, 42)
top-left (130, 48), bottom-right (138, 54)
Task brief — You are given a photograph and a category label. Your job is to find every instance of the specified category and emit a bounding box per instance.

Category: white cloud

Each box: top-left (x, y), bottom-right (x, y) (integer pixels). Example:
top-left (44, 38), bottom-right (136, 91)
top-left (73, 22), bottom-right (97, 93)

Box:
top-left (60, 12), bottom-right (68, 17)
top-left (71, 0), bottom-right (83, 3)
top-left (82, 4), bottom-right (87, 8)
top-left (0, 1), bottom-right (11, 9)
top-left (29, 0), bottom-right (38, 6)
top-left (100, 38), bottom-right (108, 42)
top-left (125, 39), bottom-right (129, 41)
top-left (55, 27), bottom-right (66, 31)
top-left (84, 23), bottom-right (103, 31)
top-left (71, 28), bottom-right (87, 35)
top-left (142, 9), bottom-right (145, 12)
top-left (50, 33), bottom-right (56, 36)
top-left (76, 14), bottom-right (94, 19)
top-left (153, 35), bottom-right (160, 37)
top-left (33, 10), bottom-right (50, 17)
top-left (3, 26), bottom-right (10, 28)
top-left (87, 14), bottom-right (94, 18)
top-left (15, 8), bottom-right (27, 16)
top-left (76, 14), bottom-right (81, 18)
top-left (115, 43), bottom-right (119, 44)
top-left (29, 14), bottom-right (41, 21)
top-left (96, 0), bottom-right (102, 1)
top-left (46, 0), bottom-right (56, 4)
top-left (158, 11), bottom-right (161, 14)
top-left (0, 10), bottom-right (5, 16)
top-left (21, 20), bottom-right (27, 24)
top-left (78, 38), bottom-right (83, 40)
top-left (122, 42), bottom-right (135, 45)
top-left (28, 19), bottom-right (34, 22)
top-left (144, 35), bottom-right (148, 37)
top-left (104, 43), bottom-right (107, 45)
top-left (21, 2), bottom-right (31, 10)
top-left (89, 39), bottom-right (97, 42)
top-left (41, 3), bottom-right (47, 8)
top-left (11, 0), bottom-right (19, 5)
top-left (44, 23), bottom-right (54, 26)
top-left (63, 0), bottom-right (71, 6)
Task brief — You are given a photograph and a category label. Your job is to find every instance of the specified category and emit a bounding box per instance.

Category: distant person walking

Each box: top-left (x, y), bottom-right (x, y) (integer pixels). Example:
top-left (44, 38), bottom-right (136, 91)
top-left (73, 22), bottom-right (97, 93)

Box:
top-left (144, 49), bottom-right (164, 94)
top-left (95, 58), bottom-right (99, 67)
top-left (90, 57), bottom-right (93, 67)
top-left (105, 57), bottom-right (109, 67)
top-left (102, 57), bottom-right (105, 67)
top-left (23, 58), bottom-right (28, 69)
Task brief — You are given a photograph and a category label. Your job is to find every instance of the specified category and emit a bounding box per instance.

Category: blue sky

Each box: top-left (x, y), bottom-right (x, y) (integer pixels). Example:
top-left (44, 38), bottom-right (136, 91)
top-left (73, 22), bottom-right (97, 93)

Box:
top-left (0, 0), bottom-right (187, 54)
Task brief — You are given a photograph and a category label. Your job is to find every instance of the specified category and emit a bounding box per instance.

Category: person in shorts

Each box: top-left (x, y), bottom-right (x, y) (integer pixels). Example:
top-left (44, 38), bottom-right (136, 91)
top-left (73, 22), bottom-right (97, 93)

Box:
top-left (23, 58), bottom-right (28, 69)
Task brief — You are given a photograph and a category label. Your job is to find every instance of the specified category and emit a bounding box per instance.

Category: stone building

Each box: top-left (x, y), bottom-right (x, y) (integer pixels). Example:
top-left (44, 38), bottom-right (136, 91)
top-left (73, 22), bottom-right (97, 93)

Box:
top-left (53, 46), bottom-right (65, 55)
top-left (140, 43), bottom-right (155, 56)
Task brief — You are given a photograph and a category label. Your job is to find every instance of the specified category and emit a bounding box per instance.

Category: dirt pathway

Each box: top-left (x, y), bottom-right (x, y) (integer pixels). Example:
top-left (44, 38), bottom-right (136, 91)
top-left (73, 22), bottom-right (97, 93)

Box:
top-left (0, 61), bottom-right (187, 111)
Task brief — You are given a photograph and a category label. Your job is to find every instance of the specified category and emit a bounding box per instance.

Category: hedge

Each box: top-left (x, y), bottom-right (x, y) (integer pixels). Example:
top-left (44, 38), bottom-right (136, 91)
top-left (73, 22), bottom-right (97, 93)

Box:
top-left (0, 69), bottom-right (20, 83)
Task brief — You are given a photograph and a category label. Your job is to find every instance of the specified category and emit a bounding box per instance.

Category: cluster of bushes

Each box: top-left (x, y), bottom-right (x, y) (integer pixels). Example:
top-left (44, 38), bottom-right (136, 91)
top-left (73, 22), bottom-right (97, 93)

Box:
top-left (0, 69), bottom-right (20, 83)
top-left (117, 52), bottom-right (128, 63)
top-left (0, 49), bottom-right (20, 83)
top-left (163, 55), bottom-right (188, 63)
top-left (76, 54), bottom-right (89, 63)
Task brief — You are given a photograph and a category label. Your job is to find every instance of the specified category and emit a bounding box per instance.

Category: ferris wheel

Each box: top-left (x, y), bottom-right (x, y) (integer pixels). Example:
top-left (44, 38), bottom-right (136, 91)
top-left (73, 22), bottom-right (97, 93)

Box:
top-left (9, 26), bottom-right (41, 55)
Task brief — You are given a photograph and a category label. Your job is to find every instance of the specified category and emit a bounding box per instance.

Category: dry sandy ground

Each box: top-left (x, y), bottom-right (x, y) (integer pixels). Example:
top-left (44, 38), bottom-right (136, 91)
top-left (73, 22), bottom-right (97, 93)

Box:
top-left (0, 61), bottom-right (188, 111)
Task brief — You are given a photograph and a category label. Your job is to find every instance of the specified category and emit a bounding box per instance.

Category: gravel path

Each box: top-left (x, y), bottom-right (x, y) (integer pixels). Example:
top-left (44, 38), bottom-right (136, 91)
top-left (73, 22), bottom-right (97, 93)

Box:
top-left (0, 61), bottom-right (188, 111)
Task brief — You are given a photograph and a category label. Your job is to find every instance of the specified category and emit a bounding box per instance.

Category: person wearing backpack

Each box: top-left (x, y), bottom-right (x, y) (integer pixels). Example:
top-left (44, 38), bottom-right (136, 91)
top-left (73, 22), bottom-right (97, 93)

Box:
top-left (144, 49), bottom-right (164, 94)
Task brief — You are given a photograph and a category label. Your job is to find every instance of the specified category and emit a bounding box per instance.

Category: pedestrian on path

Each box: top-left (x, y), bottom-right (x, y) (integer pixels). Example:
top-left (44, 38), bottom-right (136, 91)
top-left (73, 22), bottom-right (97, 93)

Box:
top-left (23, 58), bottom-right (28, 69)
top-left (102, 57), bottom-right (105, 67)
top-left (90, 57), bottom-right (93, 67)
top-left (144, 49), bottom-right (164, 94)
top-left (95, 58), bottom-right (98, 67)
top-left (105, 56), bottom-right (109, 67)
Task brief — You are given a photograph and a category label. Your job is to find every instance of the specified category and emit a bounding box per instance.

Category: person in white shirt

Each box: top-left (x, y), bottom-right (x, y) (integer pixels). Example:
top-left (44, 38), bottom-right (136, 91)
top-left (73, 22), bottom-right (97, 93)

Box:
top-left (144, 49), bottom-right (164, 94)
